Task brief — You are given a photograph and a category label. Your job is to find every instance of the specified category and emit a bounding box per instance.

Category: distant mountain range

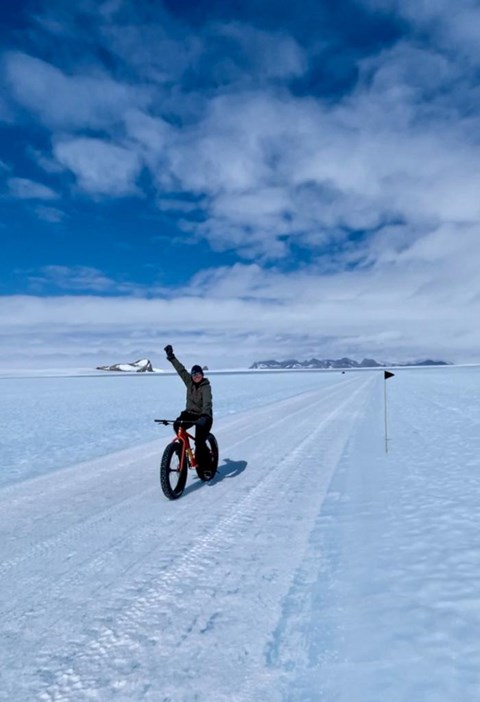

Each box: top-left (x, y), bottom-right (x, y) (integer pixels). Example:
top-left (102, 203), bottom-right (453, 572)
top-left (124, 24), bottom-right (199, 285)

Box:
top-left (250, 358), bottom-right (449, 370)
top-left (96, 356), bottom-right (450, 373)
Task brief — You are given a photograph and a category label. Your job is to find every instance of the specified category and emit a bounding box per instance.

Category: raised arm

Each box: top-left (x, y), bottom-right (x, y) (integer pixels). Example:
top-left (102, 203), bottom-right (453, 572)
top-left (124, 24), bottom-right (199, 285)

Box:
top-left (164, 345), bottom-right (190, 387)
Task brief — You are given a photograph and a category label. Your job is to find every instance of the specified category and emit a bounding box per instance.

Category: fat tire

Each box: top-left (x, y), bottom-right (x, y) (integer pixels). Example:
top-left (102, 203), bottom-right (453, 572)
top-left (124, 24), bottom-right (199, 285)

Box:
top-left (160, 442), bottom-right (187, 499)
top-left (196, 433), bottom-right (219, 482)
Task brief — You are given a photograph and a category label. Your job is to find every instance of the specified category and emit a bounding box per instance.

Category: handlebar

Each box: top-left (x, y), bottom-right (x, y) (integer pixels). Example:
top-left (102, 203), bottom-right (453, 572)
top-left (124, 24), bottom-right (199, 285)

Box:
top-left (154, 419), bottom-right (192, 425)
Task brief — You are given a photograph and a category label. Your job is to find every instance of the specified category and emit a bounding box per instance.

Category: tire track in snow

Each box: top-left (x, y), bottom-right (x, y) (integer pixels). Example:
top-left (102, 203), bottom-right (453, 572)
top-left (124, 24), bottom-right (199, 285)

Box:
top-left (0, 377), bottom-right (359, 583)
top-left (33, 375), bottom-right (376, 702)
top-left (239, 375), bottom-right (380, 702)
top-left (0, 476), bottom-right (158, 580)
top-left (0, 379), bottom-right (360, 641)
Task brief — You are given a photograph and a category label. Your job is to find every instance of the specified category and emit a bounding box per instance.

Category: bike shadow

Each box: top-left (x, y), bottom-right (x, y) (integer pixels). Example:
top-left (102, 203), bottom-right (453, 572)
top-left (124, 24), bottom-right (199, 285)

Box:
top-left (183, 457), bottom-right (248, 497)
top-left (215, 457), bottom-right (248, 481)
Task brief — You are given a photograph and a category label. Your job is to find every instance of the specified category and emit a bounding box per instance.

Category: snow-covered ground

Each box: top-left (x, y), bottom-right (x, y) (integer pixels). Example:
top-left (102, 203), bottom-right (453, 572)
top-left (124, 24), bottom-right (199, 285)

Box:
top-left (1, 367), bottom-right (480, 701)
top-left (0, 371), bottom-right (334, 488)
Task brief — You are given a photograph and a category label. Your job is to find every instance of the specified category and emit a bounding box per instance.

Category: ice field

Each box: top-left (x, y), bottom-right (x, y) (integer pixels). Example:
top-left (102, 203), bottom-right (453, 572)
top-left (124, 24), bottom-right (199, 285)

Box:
top-left (1, 366), bottom-right (480, 701)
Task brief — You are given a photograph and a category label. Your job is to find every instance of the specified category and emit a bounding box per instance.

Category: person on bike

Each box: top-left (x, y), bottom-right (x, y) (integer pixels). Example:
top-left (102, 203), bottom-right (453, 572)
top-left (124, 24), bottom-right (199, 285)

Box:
top-left (164, 344), bottom-right (213, 470)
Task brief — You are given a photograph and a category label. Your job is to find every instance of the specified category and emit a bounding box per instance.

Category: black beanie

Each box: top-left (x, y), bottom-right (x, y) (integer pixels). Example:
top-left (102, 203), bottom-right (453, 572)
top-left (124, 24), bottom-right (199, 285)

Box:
top-left (190, 365), bottom-right (203, 376)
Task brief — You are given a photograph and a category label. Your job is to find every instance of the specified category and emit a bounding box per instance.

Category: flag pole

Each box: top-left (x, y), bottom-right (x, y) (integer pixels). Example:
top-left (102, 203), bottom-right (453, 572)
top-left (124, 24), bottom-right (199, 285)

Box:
top-left (384, 370), bottom-right (395, 453)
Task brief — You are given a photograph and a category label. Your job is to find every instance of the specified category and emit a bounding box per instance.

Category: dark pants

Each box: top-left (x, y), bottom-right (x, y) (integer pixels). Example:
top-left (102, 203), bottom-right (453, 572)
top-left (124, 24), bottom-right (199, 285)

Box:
top-left (174, 411), bottom-right (213, 466)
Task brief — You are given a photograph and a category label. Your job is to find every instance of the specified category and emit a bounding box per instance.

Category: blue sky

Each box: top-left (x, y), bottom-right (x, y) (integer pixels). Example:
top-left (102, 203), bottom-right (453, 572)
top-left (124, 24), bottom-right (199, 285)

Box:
top-left (1, 0), bottom-right (480, 369)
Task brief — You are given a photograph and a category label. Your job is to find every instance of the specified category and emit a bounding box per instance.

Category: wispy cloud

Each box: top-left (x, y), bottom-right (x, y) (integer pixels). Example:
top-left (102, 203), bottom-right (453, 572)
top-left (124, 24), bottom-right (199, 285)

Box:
top-left (26, 265), bottom-right (140, 294)
top-left (3, 51), bottom-right (151, 131)
top-left (7, 177), bottom-right (58, 200)
top-left (34, 205), bottom-right (65, 223)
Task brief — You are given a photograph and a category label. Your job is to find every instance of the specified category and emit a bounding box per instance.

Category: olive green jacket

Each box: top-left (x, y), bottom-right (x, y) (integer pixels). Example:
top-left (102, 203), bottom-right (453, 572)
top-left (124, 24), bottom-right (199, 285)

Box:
top-left (170, 357), bottom-right (213, 417)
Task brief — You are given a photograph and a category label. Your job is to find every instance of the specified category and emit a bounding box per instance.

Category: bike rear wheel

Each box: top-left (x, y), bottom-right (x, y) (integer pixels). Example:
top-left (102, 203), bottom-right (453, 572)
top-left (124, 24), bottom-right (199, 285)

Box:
top-left (160, 441), bottom-right (188, 499)
top-left (196, 433), bottom-right (219, 482)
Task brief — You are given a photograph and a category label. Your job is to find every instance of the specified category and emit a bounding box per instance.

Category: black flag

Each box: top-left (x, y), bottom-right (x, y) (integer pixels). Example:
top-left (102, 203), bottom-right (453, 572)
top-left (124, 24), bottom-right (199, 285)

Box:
top-left (384, 371), bottom-right (395, 379)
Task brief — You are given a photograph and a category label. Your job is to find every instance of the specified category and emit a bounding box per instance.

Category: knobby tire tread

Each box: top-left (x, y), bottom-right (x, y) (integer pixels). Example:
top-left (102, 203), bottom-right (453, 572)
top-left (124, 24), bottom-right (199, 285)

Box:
top-left (160, 442), bottom-right (187, 500)
top-left (196, 433), bottom-right (219, 482)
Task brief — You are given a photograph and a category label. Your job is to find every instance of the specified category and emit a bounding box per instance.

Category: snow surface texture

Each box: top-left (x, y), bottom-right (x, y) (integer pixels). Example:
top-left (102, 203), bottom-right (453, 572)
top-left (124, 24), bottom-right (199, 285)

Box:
top-left (0, 371), bottom-right (322, 488)
top-left (1, 367), bottom-right (480, 701)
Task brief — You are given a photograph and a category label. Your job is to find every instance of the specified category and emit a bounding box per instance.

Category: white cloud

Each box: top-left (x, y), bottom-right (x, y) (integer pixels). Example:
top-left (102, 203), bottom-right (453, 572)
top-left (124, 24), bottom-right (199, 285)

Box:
top-left (7, 177), bottom-right (58, 200)
top-left (2, 215), bottom-right (480, 368)
top-left (3, 51), bottom-right (151, 130)
top-left (124, 110), bottom-right (173, 173)
top-left (53, 137), bottom-right (142, 195)
top-left (34, 205), bottom-right (65, 222)
top-left (149, 70), bottom-right (480, 263)
top-left (6, 6), bottom-right (480, 267)
top-left (361, 1), bottom-right (480, 68)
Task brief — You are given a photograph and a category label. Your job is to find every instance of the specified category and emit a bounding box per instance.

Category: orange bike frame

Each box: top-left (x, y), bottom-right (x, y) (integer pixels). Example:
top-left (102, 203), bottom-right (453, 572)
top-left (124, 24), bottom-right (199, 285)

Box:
top-left (175, 426), bottom-right (198, 469)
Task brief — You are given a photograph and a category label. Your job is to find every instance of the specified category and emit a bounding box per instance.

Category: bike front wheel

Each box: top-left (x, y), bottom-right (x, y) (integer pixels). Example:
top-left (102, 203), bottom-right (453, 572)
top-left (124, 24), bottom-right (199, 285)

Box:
top-left (196, 433), bottom-right (219, 482)
top-left (160, 441), bottom-right (188, 499)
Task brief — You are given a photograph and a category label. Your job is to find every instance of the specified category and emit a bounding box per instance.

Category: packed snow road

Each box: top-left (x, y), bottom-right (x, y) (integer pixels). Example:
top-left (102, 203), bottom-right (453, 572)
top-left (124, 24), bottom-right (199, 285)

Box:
top-left (0, 373), bottom-right (376, 701)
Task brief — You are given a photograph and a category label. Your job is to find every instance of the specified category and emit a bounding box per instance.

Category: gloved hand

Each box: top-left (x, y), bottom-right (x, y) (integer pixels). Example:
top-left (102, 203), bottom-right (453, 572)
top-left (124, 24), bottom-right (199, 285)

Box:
top-left (164, 344), bottom-right (175, 361)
